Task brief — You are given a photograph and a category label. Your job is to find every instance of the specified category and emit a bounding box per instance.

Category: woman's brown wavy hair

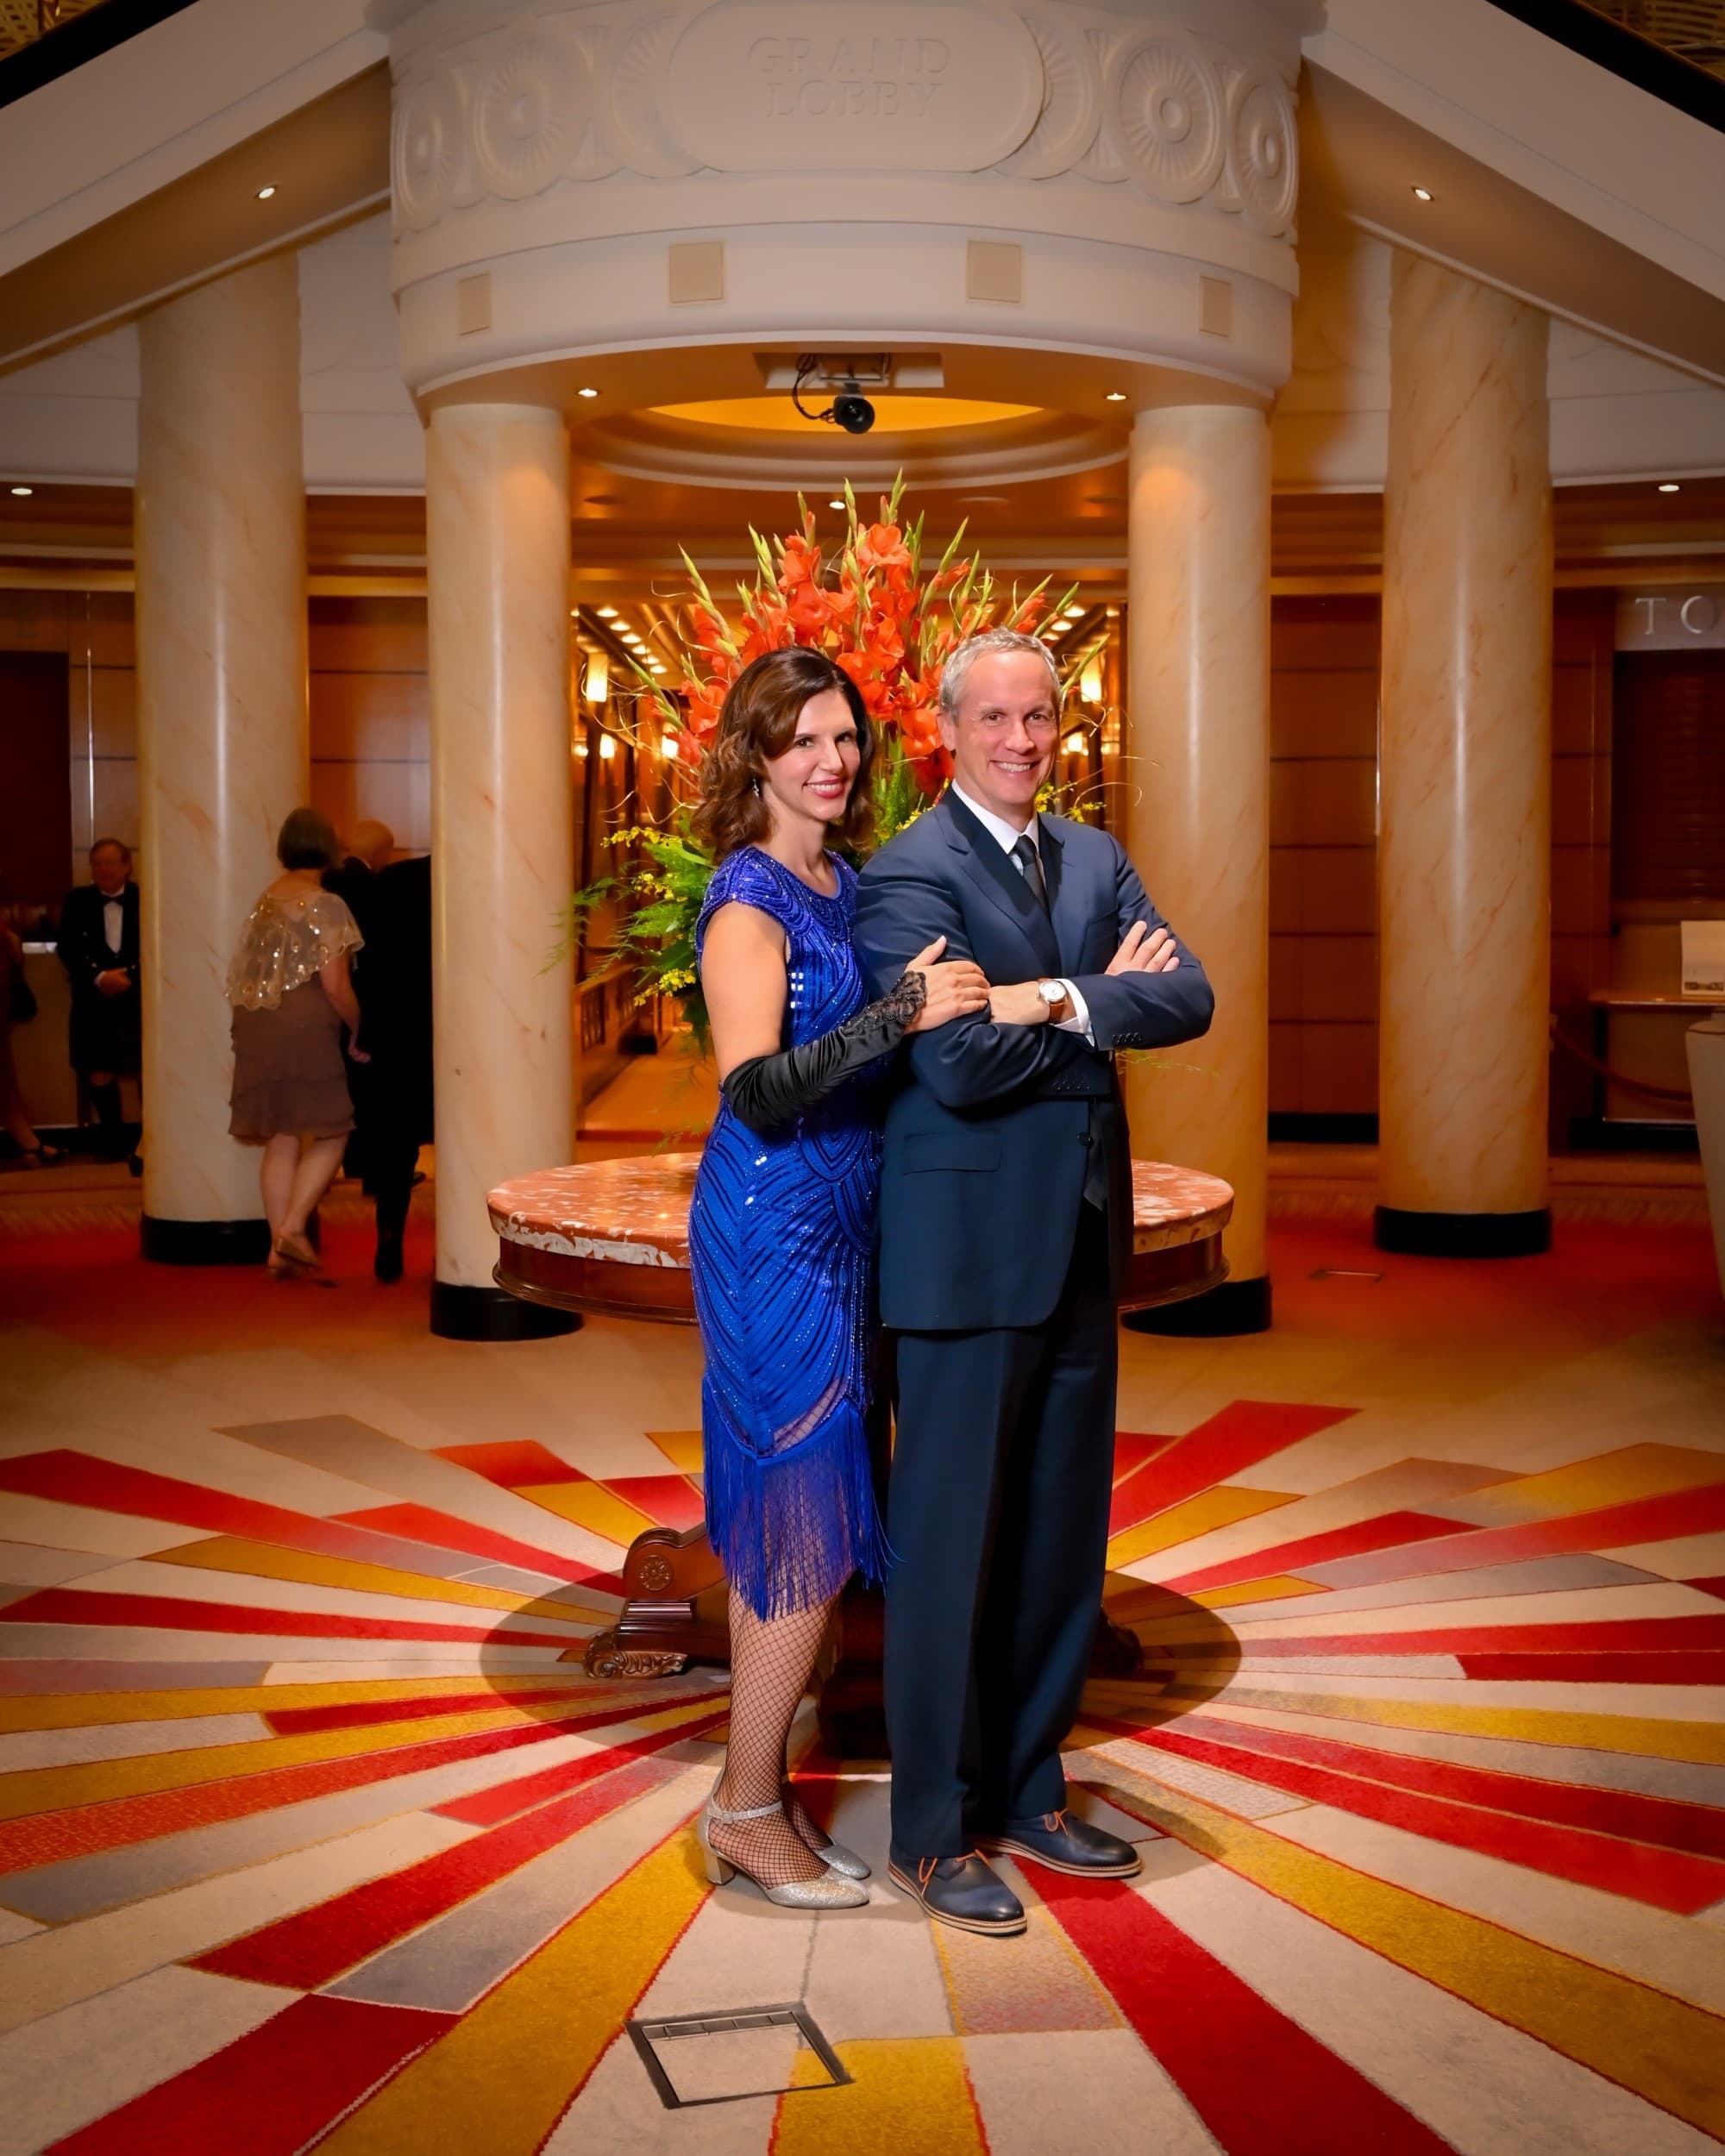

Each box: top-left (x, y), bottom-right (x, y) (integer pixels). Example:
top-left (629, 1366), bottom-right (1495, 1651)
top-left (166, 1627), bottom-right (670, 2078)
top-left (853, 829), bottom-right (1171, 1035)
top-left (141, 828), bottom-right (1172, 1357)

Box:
top-left (691, 646), bottom-right (876, 862)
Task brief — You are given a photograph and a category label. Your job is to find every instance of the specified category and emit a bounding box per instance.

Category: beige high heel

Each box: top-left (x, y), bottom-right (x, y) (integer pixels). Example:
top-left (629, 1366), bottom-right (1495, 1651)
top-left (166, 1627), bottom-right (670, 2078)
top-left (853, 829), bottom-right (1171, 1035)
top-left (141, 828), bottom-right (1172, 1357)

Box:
top-left (698, 1794), bottom-right (869, 1909)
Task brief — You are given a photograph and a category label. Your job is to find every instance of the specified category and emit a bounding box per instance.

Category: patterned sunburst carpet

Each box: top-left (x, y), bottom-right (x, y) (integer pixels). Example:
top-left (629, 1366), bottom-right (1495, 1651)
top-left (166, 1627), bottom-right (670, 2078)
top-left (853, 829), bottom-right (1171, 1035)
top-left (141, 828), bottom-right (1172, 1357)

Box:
top-left (0, 1181), bottom-right (1722, 2153)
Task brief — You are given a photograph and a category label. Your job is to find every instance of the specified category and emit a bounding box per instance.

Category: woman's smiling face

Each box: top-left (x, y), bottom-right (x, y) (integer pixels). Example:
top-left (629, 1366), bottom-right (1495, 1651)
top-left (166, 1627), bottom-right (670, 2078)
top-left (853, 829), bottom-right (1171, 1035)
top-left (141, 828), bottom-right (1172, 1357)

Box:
top-left (761, 687), bottom-right (862, 833)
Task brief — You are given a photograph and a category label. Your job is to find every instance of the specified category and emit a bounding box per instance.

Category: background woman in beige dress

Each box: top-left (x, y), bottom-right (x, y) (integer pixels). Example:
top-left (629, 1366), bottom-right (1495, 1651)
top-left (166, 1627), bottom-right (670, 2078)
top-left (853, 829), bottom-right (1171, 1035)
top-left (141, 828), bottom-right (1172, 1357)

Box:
top-left (228, 808), bottom-right (367, 1279)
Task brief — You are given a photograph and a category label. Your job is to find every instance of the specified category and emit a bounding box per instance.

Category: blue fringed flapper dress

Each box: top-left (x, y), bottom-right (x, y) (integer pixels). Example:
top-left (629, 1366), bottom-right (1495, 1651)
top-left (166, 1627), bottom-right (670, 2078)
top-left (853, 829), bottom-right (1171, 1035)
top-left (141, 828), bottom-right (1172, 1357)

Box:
top-left (688, 847), bottom-right (892, 1620)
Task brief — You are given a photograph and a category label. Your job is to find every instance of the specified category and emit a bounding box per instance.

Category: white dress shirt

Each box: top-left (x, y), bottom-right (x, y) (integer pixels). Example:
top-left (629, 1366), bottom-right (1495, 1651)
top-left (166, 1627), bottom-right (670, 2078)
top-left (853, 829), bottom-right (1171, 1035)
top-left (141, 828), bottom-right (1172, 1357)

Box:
top-left (103, 898), bottom-right (123, 956)
top-left (950, 784), bottom-right (1093, 1042)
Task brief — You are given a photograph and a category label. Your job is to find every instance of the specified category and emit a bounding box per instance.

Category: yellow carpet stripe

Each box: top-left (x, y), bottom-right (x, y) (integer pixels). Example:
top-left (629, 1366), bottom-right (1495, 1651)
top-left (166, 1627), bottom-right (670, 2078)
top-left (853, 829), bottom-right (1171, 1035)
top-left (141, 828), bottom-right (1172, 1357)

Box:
top-left (775, 2039), bottom-right (988, 2154)
top-left (1106, 1486), bottom-right (1294, 1572)
top-left (1188, 1576), bottom-right (1328, 1610)
top-left (1147, 1685), bottom-right (1725, 1767)
top-left (514, 1481), bottom-right (658, 1550)
top-left (1458, 1444), bottom-right (1725, 1522)
top-left (1073, 1731), bottom-right (1725, 2140)
top-left (144, 1537), bottom-right (614, 1625)
top-left (317, 1814), bottom-right (711, 2154)
top-left (0, 1673), bottom-right (644, 1736)
top-left (647, 1429), bottom-right (703, 1473)
top-left (0, 1691), bottom-right (720, 1822)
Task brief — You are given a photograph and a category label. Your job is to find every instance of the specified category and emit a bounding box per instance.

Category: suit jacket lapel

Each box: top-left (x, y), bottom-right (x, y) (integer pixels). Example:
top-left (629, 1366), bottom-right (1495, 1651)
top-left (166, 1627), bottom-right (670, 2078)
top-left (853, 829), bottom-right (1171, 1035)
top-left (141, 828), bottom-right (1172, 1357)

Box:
top-left (940, 792), bottom-right (1063, 975)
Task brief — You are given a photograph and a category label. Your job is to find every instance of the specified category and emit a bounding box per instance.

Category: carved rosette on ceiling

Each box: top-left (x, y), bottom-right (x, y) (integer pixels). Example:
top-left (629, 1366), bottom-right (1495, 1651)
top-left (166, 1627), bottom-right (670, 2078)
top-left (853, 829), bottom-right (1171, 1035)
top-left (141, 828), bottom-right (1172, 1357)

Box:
top-left (388, 1), bottom-right (1297, 241)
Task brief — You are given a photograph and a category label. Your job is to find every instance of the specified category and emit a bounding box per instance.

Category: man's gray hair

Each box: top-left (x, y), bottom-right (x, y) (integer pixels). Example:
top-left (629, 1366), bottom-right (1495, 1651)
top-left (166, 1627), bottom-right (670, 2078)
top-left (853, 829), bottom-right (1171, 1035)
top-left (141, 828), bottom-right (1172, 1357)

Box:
top-left (938, 627), bottom-right (1063, 721)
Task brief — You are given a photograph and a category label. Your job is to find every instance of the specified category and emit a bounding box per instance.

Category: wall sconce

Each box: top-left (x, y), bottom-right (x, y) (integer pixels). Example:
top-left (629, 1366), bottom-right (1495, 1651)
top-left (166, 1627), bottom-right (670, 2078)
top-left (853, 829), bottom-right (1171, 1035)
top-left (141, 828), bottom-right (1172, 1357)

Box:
top-left (1079, 654), bottom-right (1104, 705)
top-left (599, 734), bottom-right (618, 761)
top-left (585, 649), bottom-right (610, 704)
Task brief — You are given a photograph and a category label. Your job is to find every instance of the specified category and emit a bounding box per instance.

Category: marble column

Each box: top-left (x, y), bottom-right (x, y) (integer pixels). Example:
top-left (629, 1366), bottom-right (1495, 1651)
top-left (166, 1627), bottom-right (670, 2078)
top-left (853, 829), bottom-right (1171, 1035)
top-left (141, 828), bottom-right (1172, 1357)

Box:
top-left (1377, 254), bottom-right (1552, 1257)
top-left (426, 401), bottom-right (578, 1339)
top-left (135, 256), bottom-right (308, 1263)
top-left (1120, 404), bottom-right (1272, 1333)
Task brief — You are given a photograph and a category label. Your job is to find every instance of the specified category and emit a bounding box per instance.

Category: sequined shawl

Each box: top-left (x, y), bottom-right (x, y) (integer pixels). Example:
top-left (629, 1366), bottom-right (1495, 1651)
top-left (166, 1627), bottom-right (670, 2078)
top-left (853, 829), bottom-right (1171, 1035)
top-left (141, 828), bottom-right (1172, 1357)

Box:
top-left (226, 888), bottom-right (362, 1012)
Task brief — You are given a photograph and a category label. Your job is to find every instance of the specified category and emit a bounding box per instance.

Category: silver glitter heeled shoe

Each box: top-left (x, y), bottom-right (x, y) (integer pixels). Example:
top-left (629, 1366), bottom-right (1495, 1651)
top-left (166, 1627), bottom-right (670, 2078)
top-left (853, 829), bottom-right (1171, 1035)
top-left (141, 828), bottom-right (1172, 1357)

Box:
top-left (698, 1794), bottom-right (869, 1908)
top-left (782, 1779), bottom-right (870, 1880)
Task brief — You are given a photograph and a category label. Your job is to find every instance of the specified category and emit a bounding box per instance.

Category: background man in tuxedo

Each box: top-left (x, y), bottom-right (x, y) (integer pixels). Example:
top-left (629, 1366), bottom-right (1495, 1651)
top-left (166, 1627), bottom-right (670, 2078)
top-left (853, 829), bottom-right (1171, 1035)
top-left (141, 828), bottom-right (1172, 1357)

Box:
top-left (321, 825), bottom-right (432, 1282)
top-left (57, 837), bottom-right (141, 1167)
top-left (854, 628), bottom-right (1214, 1937)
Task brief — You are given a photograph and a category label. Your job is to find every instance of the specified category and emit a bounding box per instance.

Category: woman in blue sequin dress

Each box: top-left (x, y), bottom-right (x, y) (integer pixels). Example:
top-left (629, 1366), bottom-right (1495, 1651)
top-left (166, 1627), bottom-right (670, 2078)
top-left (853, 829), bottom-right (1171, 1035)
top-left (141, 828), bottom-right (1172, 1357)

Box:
top-left (688, 648), bottom-right (989, 1905)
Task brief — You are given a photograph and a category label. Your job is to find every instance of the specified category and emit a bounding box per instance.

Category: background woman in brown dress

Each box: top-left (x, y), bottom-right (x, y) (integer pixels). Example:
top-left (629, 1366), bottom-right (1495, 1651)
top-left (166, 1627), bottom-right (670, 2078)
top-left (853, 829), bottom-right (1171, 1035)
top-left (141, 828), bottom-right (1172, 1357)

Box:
top-left (228, 809), bottom-right (367, 1279)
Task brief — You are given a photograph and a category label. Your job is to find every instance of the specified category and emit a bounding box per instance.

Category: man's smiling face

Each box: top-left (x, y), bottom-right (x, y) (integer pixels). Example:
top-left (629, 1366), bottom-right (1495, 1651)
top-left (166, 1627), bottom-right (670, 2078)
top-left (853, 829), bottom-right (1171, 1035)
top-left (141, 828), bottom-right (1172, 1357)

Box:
top-left (939, 649), bottom-right (1059, 828)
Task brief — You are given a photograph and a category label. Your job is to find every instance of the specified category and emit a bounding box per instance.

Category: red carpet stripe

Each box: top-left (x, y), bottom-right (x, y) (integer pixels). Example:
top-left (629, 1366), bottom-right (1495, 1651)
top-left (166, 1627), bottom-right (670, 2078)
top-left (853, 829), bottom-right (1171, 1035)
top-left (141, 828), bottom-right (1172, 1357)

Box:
top-left (1111, 1432), bottom-right (1177, 1486)
top-left (431, 1708), bottom-right (730, 1827)
top-left (194, 1749), bottom-right (693, 1988)
top-left (1026, 1860), bottom-right (1456, 2156)
top-left (0, 1588), bottom-right (584, 1647)
top-left (1120, 1725), bottom-right (1725, 1914)
top-left (1144, 1613), bottom-right (1725, 1659)
top-left (45, 1994), bottom-right (456, 2156)
top-left (1305, 1482), bottom-right (1725, 1589)
top-left (0, 1702), bottom-right (674, 1874)
top-left (1164, 1511), bottom-right (1469, 1595)
top-left (606, 1474), bottom-right (706, 1532)
top-left (1458, 1651), bottom-right (1725, 1685)
top-left (0, 1451), bottom-right (502, 1579)
top-left (1106, 1401), bottom-right (1354, 1532)
top-left (334, 1501), bottom-right (622, 1590)
top-left (433, 1441), bottom-right (586, 1488)
top-left (1171, 1713), bottom-right (1725, 1859)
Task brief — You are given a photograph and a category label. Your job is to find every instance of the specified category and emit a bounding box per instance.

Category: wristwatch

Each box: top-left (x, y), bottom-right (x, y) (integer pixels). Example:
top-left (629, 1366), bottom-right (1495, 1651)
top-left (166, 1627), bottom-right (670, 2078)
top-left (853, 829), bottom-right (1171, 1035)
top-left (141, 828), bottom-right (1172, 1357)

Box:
top-left (1036, 979), bottom-right (1068, 1015)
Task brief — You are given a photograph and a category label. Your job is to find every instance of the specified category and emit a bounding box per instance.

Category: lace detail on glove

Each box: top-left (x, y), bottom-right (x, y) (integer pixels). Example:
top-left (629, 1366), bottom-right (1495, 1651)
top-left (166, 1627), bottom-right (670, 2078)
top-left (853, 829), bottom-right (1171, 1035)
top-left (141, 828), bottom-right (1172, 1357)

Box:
top-left (719, 967), bottom-right (928, 1135)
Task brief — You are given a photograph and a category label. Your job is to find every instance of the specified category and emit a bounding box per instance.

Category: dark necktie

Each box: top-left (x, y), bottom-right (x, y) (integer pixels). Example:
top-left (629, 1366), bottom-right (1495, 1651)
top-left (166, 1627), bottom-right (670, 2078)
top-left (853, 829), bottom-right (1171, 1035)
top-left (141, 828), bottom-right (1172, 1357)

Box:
top-left (1012, 833), bottom-right (1048, 913)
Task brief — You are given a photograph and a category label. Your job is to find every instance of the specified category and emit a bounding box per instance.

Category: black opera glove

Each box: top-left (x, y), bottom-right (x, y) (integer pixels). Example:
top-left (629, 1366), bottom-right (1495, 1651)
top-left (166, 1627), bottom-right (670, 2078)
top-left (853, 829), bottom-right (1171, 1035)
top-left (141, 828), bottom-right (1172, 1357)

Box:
top-left (719, 968), bottom-right (927, 1134)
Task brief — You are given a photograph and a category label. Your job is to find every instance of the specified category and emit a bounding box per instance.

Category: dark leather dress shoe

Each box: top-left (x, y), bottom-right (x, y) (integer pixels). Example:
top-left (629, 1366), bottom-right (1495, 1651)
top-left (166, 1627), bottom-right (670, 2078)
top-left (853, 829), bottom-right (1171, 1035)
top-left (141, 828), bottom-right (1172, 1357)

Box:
top-left (887, 1847), bottom-right (1026, 1936)
top-left (979, 1809), bottom-right (1142, 1877)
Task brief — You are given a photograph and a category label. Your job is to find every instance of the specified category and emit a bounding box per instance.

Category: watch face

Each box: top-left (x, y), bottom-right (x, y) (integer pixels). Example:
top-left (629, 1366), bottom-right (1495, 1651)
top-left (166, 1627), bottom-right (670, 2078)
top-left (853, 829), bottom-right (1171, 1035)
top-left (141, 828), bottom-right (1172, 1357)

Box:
top-left (1038, 980), bottom-right (1063, 1006)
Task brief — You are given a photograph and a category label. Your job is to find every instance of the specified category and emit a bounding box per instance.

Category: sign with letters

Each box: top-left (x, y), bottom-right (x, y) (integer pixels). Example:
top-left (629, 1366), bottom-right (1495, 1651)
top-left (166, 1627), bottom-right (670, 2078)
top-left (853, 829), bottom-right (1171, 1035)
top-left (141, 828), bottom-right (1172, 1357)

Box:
top-left (662, 0), bottom-right (1042, 172)
top-left (1615, 588), bottom-right (1725, 651)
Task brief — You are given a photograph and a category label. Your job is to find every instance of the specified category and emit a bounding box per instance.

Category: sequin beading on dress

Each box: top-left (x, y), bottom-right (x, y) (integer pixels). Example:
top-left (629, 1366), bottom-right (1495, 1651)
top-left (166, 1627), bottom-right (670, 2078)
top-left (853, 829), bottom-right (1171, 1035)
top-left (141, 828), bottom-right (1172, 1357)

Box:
top-left (688, 847), bottom-right (891, 1620)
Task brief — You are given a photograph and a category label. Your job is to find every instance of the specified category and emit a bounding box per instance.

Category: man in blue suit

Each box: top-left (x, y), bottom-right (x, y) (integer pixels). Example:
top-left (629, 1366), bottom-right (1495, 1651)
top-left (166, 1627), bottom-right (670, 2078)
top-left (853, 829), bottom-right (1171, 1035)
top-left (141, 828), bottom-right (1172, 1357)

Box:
top-left (854, 627), bottom-right (1214, 1936)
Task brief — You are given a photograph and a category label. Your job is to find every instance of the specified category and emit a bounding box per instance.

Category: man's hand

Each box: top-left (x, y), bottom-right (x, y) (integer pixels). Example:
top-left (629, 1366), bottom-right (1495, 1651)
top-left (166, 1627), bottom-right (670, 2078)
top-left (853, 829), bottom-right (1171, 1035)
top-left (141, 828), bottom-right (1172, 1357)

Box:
top-left (94, 968), bottom-right (130, 996)
top-left (1107, 923), bottom-right (1179, 977)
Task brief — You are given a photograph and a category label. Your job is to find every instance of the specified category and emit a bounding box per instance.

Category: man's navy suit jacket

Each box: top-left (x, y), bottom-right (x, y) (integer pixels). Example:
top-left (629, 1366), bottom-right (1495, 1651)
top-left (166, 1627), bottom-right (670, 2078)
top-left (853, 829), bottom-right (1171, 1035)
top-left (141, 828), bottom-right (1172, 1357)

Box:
top-left (853, 791), bottom-right (1214, 1333)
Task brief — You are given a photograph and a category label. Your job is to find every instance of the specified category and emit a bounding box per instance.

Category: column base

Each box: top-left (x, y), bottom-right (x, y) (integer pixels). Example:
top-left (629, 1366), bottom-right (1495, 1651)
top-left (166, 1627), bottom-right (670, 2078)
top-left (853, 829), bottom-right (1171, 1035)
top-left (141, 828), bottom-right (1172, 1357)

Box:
top-left (140, 1215), bottom-right (272, 1266)
top-left (430, 1281), bottom-right (582, 1342)
top-left (1123, 1275), bottom-right (1271, 1337)
top-left (1373, 1206), bottom-right (1552, 1258)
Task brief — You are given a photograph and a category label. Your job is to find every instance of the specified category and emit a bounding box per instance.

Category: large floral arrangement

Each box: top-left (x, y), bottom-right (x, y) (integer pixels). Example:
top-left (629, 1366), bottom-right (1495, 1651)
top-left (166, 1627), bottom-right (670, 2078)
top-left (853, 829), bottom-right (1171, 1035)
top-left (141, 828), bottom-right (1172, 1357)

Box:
top-left (590, 478), bottom-right (1099, 1038)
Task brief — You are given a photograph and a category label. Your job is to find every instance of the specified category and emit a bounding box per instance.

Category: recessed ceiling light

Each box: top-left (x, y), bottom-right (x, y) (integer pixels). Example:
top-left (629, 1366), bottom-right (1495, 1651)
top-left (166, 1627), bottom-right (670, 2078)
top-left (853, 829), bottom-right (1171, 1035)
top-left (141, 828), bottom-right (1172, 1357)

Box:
top-left (1411, 185), bottom-right (1434, 202)
top-left (1105, 392), bottom-right (1127, 403)
top-left (1063, 605), bottom-right (1086, 619)
top-left (577, 386), bottom-right (599, 398)
top-left (597, 605), bottom-right (618, 618)
top-left (828, 499), bottom-right (845, 510)
top-left (256, 185), bottom-right (277, 201)
top-left (1658, 481), bottom-right (1681, 493)
top-left (9, 484), bottom-right (33, 497)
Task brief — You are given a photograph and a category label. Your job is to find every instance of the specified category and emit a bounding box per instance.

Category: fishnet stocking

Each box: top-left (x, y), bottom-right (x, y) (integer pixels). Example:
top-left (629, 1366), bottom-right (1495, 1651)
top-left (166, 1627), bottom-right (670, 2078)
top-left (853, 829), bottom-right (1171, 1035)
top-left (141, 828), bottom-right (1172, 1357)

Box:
top-left (711, 1587), bottom-right (835, 1888)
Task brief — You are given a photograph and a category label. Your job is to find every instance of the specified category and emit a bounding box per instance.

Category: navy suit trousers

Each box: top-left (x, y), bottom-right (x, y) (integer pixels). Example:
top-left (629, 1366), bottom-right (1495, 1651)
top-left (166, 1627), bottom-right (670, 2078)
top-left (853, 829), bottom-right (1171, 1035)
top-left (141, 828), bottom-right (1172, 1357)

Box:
top-left (885, 1201), bottom-right (1118, 1856)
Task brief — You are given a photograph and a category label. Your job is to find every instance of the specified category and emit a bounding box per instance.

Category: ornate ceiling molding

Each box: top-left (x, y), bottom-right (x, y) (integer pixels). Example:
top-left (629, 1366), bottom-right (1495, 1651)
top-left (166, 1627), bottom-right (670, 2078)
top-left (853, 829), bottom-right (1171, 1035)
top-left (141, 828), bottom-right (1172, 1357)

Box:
top-left (389, 1), bottom-right (1297, 241)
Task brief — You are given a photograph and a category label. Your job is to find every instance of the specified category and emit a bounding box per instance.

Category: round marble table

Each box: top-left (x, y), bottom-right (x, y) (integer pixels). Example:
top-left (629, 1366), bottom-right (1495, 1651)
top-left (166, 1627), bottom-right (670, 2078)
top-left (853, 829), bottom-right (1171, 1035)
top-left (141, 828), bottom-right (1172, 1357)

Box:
top-left (490, 1153), bottom-right (1232, 1701)
top-left (489, 1153), bottom-right (1233, 1324)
